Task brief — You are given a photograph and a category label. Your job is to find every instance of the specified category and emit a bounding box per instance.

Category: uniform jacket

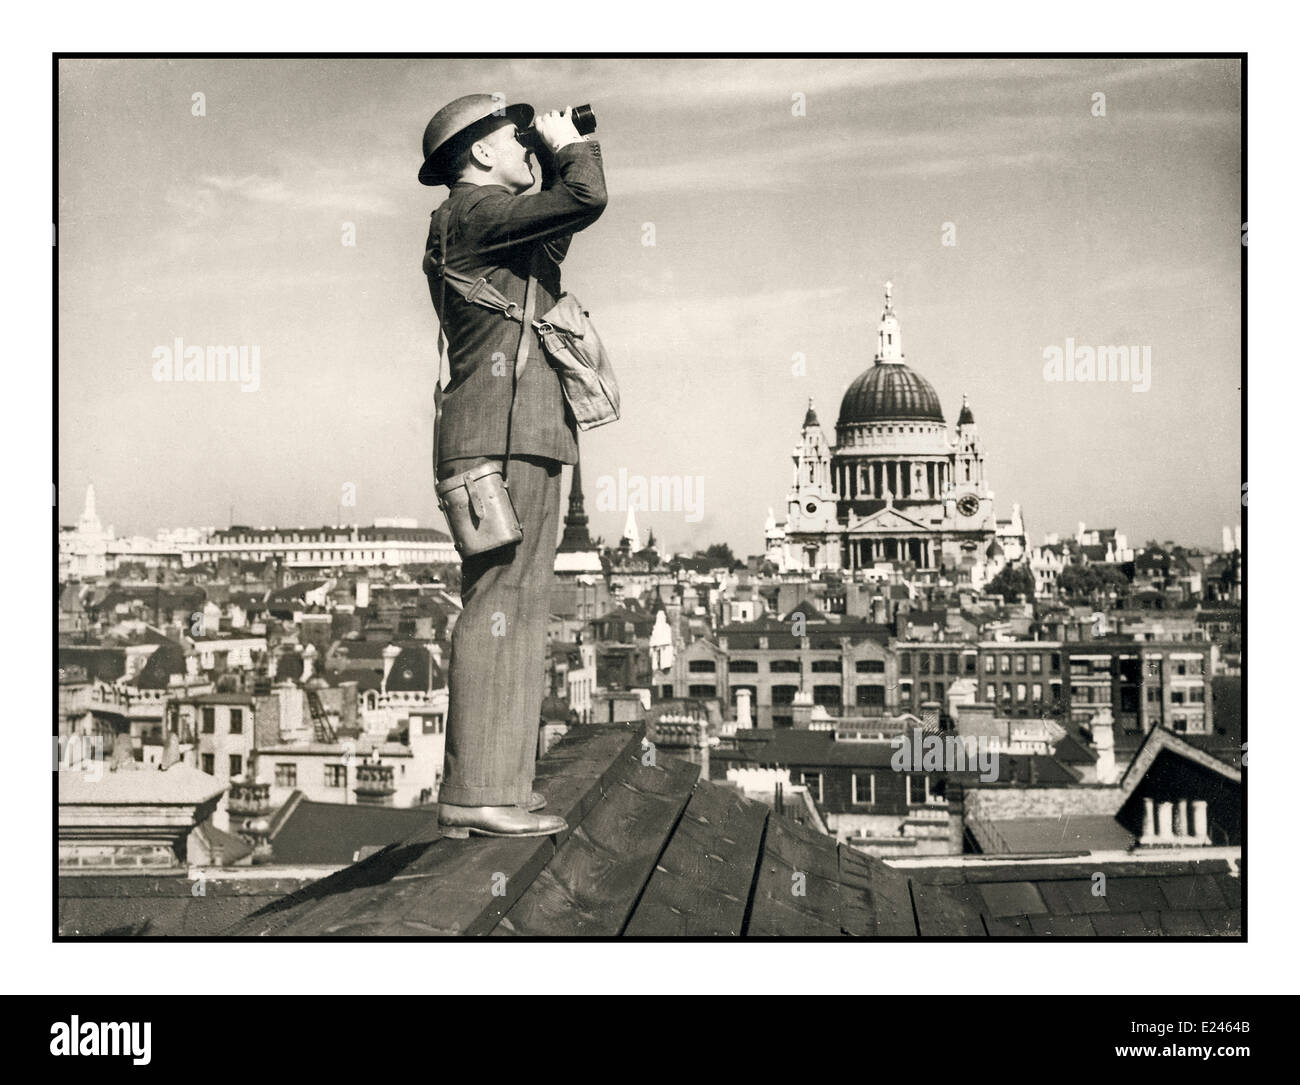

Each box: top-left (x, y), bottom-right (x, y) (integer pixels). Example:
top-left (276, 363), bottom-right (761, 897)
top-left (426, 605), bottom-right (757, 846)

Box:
top-left (424, 139), bottom-right (607, 467)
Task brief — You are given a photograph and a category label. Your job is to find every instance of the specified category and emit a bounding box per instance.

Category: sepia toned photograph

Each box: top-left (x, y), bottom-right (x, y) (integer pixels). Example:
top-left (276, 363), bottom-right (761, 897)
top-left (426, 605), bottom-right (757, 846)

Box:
top-left (55, 54), bottom-right (1243, 942)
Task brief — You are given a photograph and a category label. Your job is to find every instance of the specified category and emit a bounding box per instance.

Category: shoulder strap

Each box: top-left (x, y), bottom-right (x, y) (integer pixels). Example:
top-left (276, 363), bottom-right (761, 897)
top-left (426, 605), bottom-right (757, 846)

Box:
top-left (434, 201), bottom-right (538, 484)
top-left (502, 273), bottom-right (537, 483)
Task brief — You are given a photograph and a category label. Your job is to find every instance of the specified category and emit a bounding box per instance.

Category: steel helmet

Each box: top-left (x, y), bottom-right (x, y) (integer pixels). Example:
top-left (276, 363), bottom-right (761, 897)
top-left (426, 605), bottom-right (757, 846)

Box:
top-left (418, 93), bottom-right (535, 187)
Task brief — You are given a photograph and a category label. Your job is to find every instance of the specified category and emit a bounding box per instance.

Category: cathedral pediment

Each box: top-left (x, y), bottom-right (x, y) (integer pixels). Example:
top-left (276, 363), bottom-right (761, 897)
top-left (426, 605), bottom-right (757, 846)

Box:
top-left (845, 506), bottom-right (934, 534)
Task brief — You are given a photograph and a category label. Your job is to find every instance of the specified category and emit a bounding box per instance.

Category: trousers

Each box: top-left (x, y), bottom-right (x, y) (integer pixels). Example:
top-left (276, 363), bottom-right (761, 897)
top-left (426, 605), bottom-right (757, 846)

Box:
top-left (436, 453), bottom-right (562, 806)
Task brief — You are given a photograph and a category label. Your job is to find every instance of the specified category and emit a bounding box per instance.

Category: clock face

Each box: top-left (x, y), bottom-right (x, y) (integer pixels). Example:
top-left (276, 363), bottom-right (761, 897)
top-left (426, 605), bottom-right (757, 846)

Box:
top-left (957, 494), bottom-right (981, 518)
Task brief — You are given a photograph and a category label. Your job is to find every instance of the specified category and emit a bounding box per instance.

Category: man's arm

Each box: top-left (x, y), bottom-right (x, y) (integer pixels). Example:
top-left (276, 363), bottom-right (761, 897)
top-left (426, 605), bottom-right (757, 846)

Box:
top-left (536, 143), bottom-right (576, 265)
top-left (462, 140), bottom-right (607, 258)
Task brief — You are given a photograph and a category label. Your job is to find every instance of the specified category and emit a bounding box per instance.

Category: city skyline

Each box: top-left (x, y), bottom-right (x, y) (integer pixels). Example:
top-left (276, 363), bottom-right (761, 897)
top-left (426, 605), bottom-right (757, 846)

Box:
top-left (58, 57), bottom-right (1241, 555)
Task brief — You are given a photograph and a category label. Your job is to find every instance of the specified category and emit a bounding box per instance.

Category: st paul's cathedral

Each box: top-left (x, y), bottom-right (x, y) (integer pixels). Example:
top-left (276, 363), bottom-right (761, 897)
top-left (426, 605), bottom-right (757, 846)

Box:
top-left (764, 284), bottom-right (1026, 579)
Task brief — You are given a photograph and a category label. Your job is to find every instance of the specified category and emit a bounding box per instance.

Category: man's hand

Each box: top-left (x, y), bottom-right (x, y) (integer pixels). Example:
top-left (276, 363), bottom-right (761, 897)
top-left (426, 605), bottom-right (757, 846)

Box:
top-left (533, 107), bottom-right (585, 153)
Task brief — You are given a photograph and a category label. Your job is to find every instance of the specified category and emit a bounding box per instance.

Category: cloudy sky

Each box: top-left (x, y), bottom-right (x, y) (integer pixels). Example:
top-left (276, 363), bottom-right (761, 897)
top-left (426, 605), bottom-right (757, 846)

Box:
top-left (57, 57), bottom-right (1241, 555)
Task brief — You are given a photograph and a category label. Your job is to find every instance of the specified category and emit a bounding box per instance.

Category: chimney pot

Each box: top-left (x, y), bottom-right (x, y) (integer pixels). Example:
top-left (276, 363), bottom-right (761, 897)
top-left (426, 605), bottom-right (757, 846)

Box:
top-left (1190, 799), bottom-right (1209, 842)
top-left (1141, 797), bottom-right (1155, 840)
top-left (1156, 801), bottom-right (1174, 839)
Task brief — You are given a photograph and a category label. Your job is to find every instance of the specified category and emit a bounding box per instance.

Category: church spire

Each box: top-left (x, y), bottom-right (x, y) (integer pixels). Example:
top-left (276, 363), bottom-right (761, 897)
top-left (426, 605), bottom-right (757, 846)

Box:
top-left (621, 504), bottom-right (641, 553)
top-left (558, 459), bottom-right (594, 552)
top-left (874, 281), bottom-right (904, 365)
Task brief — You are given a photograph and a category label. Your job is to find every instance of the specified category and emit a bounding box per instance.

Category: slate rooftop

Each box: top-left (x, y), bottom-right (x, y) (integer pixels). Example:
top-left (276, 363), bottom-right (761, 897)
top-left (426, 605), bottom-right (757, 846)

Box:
top-left (223, 725), bottom-right (1240, 938)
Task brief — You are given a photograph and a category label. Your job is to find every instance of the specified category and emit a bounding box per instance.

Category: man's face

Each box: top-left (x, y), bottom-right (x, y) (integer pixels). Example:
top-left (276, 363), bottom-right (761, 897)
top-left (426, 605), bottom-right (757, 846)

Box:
top-left (482, 123), bottom-right (535, 192)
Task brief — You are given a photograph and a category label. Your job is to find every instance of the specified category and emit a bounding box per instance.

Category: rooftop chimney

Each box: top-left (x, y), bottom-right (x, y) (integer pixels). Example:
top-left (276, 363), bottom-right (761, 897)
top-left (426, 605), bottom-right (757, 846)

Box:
top-left (735, 688), bottom-right (753, 730)
top-left (1138, 796), bottom-right (1211, 847)
top-left (354, 758), bottom-right (397, 807)
top-left (381, 643), bottom-right (401, 693)
top-left (1090, 707), bottom-right (1117, 785)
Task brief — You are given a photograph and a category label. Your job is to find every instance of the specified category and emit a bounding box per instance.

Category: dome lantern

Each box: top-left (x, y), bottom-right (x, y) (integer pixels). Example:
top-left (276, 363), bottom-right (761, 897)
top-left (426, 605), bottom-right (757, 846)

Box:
top-left (875, 281), bottom-right (904, 365)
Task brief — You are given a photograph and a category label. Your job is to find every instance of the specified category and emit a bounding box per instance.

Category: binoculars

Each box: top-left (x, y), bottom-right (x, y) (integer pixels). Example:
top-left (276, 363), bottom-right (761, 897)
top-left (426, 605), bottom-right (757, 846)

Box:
top-left (515, 104), bottom-right (597, 151)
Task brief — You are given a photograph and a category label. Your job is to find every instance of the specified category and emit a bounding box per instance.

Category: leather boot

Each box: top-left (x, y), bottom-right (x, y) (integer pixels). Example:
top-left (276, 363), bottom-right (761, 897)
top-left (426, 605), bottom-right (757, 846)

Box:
top-left (438, 803), bottom-right (566, 839)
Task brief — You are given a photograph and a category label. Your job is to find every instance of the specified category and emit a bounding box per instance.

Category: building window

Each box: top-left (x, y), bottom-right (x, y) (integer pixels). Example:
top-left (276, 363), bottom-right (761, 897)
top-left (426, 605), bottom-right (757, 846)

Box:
top-left (1032, 683), bottom-right (1043, 703)
top-left (855, 659), bottom-right (885, 674)
top-left (771, 659), bottom-right (801, 674)
top-left (731, 659), bottom-right (759, 673)
top-left (229, 708), bottom-right (243, 734)
top-left (229, 754), bottom-right (243, 778)
top-left (1189, 687), bottom-right (1205, 703)
top-left (1171, 690), bottom-right (1185, 705)
top-left (688, 684), bottom-right (716, 698)
top-left (325, 764), bottom-right (347, 788)
top-left (852, 773), bottom-right (875, 805)
top-left (772, 685), bottom-right (799, 706)
top-left (1016, 683), bottom-right (1027, 702)
top-left (900, 654), bottom-right (912, 675)
top-left (984, 655), bottom-right (995, 674)
top-left (948, 653), bottom-right (959, 674)
top-left (964, 655), bottom-right (977, 674)
top-left (906, 775), bottom-right (930, 806)
top-left (1000, 654), bottom-right (1011, 674)
top-left (1031, 654), bottom-right (1043, 674)
top-left (275, 764), bottom-right (297, 787)
top-left (201, 754), bottom-right (214, 775)
top-left (800, 772), bottom-right (823, 802)
top-left (811, 659), bottom-right (841, 673)
top-left (423, 714), bottom-right (444, 734)
top-left (202, 707), bottom-right (215, 734)
top-left (1015, 655), bottom-right (1027, 674)
top-left (986, 683), bottom-right (997, 702)
top-left (1051, 653), bottom-right (1061, 673)
top-left (1002, 683), bottom-right (1013, 704)
top-left (919, 654), bottom-right (930, 674)
top-left (1172, 715), bottom-right (1187, 733)
top-left (688, 659), bottom-right (716, 673)
top-left (856, 684), bottom-right (885, 708)
top-left (813, 685), bottom-right (841, 707)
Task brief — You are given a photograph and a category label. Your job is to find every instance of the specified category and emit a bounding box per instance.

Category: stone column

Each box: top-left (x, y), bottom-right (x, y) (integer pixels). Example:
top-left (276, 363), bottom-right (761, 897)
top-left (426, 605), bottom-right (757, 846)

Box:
top-left (1175, 798), bottom-right (1188, 838)
top-left (1140, 797), bottom-right (1155, 840)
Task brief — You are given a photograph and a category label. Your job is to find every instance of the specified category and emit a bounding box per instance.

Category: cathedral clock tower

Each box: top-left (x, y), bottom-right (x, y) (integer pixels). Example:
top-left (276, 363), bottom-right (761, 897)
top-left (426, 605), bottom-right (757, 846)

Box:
top-left (786, 399), bottom-right (837, 533)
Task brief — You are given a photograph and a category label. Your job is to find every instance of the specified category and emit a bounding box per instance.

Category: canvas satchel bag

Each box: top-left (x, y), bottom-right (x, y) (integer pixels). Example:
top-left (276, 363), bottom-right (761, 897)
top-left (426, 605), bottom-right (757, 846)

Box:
top-left (533, 293), bottom-right (620, 430)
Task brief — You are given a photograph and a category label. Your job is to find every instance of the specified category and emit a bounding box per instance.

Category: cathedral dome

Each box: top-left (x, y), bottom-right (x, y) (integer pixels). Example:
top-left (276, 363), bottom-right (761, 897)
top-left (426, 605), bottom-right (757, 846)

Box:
top-left (837, 283), bottom-right (945, 427)
top-left (837, 363), bottom-right (945, 425)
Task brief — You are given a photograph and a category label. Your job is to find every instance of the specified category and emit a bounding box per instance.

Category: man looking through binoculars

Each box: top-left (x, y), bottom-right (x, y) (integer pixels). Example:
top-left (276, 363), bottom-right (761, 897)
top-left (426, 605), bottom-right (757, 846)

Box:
top-left (419, 96), bottom-right (607, 838)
